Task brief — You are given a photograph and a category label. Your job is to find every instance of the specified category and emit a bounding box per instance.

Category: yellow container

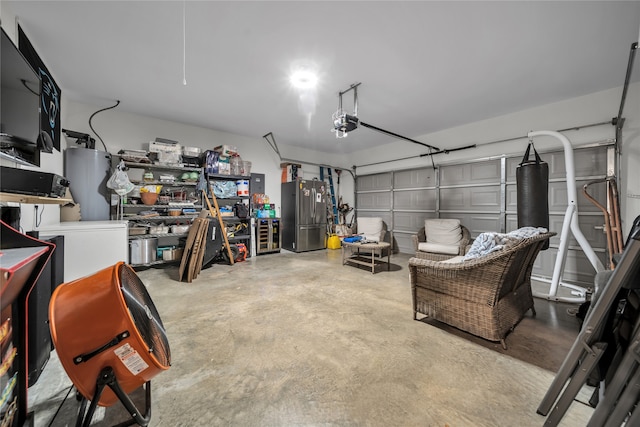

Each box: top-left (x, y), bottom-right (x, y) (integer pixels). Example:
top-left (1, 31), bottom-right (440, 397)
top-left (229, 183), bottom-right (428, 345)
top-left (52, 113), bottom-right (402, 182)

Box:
top-left (327, 234), bottom-right (341, 249)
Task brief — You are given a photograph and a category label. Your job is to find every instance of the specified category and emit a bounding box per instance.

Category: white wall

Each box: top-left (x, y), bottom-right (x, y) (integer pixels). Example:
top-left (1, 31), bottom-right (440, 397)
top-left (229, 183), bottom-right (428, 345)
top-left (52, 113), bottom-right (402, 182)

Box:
top-left (62, 99), bottom-right (346, 219)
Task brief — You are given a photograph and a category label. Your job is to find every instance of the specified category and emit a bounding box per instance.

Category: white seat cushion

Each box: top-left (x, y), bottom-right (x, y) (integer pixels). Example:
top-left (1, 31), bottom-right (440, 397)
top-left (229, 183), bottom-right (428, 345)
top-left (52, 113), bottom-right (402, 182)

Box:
top-left (417, 242), bottom-right (460, 255)
top-left (358, 217), bottom-right (384, 243)
top-left (425, 219), bottom-right (462, 246)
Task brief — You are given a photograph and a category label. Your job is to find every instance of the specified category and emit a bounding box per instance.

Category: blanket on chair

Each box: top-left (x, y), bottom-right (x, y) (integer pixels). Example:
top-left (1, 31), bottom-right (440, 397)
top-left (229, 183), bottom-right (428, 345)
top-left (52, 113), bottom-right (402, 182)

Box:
top-left (463, 227), bottom-right (547, 260)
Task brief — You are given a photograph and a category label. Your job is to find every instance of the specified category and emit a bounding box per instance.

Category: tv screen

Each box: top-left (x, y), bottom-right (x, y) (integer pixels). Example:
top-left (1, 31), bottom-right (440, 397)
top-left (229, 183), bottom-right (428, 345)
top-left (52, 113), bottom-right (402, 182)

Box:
top-left (1, 27), bottom-right (41, 166)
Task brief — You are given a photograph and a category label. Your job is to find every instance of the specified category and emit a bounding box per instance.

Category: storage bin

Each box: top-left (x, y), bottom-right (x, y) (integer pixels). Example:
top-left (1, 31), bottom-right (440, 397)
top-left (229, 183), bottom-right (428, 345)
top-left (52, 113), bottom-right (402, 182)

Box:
top-left (162, 247), bottom-right (184, 261)
top-left (230, 155), bottom-right (243, 176)
top-left (241, 161), bottom-right (251, 175)
top-left (157, 246), bottom-right (171, 259)
top-left (129, 226), bottom-right (148, 235)
top-left (182, 146), bottom-right (201, 157)
top-left (236, 180), bottom-right (249, 196)
top-left (170, 224), bottom-right (190, 234)
top-left (149, 225), bottom-right (169, 234)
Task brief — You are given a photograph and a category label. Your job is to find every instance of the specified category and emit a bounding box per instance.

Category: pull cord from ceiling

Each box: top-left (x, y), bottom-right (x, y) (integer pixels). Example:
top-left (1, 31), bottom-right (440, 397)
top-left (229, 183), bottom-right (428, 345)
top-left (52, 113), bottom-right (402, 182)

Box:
top-left (182, 0), bottom-right (187, 86)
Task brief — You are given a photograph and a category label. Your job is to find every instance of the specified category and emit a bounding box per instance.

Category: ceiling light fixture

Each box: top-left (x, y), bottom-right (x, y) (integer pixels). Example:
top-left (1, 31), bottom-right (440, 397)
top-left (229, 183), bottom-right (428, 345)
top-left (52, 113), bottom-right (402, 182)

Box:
top-left (290, 70), bottom-right (318, 89)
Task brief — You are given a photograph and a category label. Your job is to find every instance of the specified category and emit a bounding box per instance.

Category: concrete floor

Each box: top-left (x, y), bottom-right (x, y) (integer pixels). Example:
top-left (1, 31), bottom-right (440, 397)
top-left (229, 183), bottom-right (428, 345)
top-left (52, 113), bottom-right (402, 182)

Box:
top-left (29, 250), bottom-right (594, 426)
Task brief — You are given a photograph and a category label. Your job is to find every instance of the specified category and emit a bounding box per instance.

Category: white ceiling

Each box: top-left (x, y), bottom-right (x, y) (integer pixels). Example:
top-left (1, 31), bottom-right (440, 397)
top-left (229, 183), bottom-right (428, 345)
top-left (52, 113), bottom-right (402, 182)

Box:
top-left (3, 1), bottom-right (639, 154)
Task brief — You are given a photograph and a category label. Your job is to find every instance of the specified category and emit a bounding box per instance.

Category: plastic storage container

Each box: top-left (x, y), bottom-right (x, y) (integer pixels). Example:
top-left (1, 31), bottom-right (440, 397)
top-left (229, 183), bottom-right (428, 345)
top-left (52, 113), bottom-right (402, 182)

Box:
top-left (230, 155), bottom-right (243, 176)
top-left (242, 161), bottom-right (252, 175)
top-left (236, 180), bottom-right (249, 196)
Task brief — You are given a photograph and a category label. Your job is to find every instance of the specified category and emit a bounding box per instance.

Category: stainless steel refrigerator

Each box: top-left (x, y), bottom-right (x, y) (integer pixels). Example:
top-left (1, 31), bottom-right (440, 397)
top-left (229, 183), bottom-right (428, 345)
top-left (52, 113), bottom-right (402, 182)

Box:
top-left (281, 180), bottom-right (326, 252)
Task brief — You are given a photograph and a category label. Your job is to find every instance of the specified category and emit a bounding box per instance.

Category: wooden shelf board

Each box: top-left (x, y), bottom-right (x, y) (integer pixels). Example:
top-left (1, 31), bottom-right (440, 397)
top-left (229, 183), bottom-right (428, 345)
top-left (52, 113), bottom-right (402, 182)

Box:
top-left (0, 192), bottom-right (72, 205)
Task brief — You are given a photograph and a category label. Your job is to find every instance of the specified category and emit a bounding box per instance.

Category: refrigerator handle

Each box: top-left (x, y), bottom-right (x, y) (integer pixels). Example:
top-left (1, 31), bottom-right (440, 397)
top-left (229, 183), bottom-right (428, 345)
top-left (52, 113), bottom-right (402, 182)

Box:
top-left (311, 187), bottom-right (316, 222)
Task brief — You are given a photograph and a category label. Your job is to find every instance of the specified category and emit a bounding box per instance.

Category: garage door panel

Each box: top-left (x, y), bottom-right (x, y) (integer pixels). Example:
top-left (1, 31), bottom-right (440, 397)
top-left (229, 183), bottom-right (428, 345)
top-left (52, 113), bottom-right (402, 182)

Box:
top-left (440, 186), bottom-right (501, 210)
top-left (357, 212), bottom-right (392, 228)
top-left (394, 189), bottom-right (436, 210)
top-left (508, 213), bottom-right (605, 248)
top-left (442, 213), bottom-right (501, 237)
top-left (357, 191), bottom-right (391, 209)
top-left (507, 182), bottom-right (605, 216)
top-left (548, 181), bottom-right (606, 213)
top-left (505, 184), bottom-right (517, 212)
top-left (358, 173), bottom-right (392, 191)
top-left (505, 157), bottom-right (520, 181)
top-left (395, 233), bottom-right (415, 254)
top-left (506, 146), bottom-right (608, 182)
top-left (440, 160), bottom-right (501, 186)
top-left (548, 214), bottom-right (607, 248)
top-left (393, 212), bottom-right (436, 232)
top-left (534, 248), bottom-right (607, 285)
top-left (548, 147), bottom-right (609, 179)
top-left (394, 168), bottom-right (436, 189)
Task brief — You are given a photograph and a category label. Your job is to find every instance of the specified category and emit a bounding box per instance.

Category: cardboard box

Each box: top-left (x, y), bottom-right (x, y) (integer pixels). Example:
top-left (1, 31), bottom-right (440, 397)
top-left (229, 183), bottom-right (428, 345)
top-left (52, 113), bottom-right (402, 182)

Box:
top-left (60, 204), bottom-right (81, 222)
top-left (281, 163), bottom-right (301, 183)
top-left (61, 188), bottom-right (81, 221)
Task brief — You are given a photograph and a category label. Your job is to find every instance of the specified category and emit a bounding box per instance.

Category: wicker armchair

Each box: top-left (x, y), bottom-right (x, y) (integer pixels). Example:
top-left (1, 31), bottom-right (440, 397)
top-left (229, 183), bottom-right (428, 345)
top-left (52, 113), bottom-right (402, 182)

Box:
top-left (412, 223), bottom-right (471, 261)
top-left (409, 232), bottom-right (555, 349)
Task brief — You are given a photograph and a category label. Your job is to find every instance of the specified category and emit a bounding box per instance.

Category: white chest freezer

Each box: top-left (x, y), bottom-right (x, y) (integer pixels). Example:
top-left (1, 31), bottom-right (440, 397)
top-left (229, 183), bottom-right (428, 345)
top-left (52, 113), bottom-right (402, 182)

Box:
top-left (37, 220), bottom-right (128, 282)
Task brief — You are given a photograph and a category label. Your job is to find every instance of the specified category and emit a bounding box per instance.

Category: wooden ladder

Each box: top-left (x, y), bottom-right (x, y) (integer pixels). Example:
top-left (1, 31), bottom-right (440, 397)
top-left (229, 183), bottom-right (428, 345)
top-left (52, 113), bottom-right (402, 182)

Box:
top-left (204, 183), bottom-right (235, 265)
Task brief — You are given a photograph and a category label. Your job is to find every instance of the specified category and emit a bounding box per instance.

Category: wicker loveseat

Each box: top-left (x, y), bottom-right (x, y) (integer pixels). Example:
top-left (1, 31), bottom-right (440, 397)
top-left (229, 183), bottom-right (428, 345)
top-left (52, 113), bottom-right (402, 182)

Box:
top-left (409, 231), bottom-right (555, 349)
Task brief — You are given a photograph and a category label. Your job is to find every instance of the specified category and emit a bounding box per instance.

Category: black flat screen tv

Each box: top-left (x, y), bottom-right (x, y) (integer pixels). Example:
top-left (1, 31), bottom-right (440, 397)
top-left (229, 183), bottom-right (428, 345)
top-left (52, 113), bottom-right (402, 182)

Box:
top-left (1, 27), bottom-right (42, 167)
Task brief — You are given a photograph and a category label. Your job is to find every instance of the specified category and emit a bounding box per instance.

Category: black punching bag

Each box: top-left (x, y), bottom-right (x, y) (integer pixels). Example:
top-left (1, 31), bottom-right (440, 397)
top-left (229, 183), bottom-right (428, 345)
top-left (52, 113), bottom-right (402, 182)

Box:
top-left (517, 142), bottom-right (550, 249)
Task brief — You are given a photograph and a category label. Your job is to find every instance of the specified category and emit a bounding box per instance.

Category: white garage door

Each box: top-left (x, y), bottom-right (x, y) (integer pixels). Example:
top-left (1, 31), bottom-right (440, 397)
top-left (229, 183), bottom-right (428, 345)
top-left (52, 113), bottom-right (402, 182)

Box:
top-left (356, 143), bottom-right (614, 286)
